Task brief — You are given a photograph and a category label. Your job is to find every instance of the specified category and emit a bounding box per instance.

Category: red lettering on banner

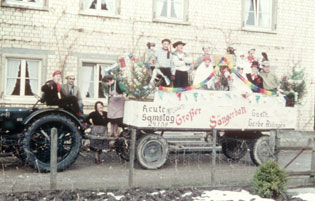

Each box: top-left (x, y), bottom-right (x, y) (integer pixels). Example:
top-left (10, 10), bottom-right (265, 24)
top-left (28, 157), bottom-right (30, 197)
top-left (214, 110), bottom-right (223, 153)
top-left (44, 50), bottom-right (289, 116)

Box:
top-left (209, 106), bottom-right (247, 128)
top-left (176, 108), bottom-right (201, 126)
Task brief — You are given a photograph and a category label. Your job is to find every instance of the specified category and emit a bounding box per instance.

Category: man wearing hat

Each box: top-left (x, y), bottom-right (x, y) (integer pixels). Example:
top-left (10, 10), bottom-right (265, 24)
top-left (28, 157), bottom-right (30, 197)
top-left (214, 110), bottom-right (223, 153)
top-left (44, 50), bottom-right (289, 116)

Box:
top-left (154, 38), bottom-right (175, 87)
top-left (61, 74), bottom-right (83, 112)
top-left (259, 61), bottom-right (279, 91)
top-left (194, 46), bottom-right (213, 70)
top-left (246, 61), bottom-right (263, 92)
top-left (172, 41), bottom-right (192, 88)
top-left (41, 70), bottom-right (82, 116)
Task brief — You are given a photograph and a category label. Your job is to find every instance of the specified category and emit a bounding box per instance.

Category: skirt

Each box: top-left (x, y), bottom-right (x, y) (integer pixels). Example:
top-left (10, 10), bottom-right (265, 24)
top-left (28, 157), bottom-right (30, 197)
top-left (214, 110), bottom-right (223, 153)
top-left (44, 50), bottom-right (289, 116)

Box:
top-left (90, 125), bottom-right (109, 151)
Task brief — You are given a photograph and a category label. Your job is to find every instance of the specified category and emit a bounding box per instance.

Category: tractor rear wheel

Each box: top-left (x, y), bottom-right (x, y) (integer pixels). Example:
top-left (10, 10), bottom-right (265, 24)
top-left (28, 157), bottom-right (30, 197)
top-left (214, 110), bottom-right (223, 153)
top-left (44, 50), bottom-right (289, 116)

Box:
top-left (22, 114), bottom-right (81, 172)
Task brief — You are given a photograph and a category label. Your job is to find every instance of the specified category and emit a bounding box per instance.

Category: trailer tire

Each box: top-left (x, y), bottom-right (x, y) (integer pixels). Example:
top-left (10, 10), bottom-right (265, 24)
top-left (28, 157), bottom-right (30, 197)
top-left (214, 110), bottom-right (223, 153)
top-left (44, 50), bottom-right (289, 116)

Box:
top-left (22, 114), bottom-right (81, 172)
top-left (250, 136), bottom-right (277, 166)
top-left (221, 139), bottom-right (248, 161)
top-left (136, 134), bottom-right (168, 169)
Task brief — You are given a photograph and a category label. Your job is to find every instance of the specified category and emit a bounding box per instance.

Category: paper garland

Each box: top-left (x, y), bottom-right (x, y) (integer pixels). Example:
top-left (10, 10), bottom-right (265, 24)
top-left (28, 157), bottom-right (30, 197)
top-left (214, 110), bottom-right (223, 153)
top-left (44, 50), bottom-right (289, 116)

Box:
top-left (158, 57), bottom-right (277, 96)
top-left (106, 54), bottom-right (277, 96)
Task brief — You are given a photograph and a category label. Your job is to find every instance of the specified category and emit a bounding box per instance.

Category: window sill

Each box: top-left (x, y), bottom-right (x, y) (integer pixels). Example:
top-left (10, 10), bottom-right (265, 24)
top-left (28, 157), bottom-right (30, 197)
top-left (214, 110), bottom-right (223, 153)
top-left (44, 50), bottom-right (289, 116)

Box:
top-left (1, 2), bottom-right (49, 11)
top-left (153, 18), bottom-right (190, 26)
top-left (242, 26), bottom-right (277, 34)
top-left (79, 10), bottom-right (120, 19)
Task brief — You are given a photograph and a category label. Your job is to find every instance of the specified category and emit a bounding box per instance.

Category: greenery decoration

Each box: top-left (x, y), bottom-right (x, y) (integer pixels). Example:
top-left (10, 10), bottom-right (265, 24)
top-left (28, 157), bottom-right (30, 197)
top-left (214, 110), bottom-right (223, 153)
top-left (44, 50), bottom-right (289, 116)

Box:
top-left (280, 64), bottom-right (307, 105)
top-left (252, 160), bottom-right (288, 199)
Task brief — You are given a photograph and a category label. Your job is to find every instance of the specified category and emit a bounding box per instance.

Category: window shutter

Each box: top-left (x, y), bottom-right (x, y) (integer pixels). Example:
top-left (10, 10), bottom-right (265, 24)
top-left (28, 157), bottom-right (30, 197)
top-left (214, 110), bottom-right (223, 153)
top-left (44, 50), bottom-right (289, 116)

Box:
top-left (184, 0), bottom-right (189, 22)
top-left (272, 0), bottom-right (278, 30)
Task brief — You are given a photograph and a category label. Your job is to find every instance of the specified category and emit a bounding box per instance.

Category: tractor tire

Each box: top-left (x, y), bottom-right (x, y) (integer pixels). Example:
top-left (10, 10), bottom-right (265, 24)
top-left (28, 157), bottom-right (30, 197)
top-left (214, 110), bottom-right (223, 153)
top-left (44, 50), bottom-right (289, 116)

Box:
top-left (136, 134), bottom-right (168, 169)
top-left (250, 136), bottom-right (277, 166)
top-left (22, 114), bottom-right (81, 172)
top-left (221, 139), bottom-right (248, 161)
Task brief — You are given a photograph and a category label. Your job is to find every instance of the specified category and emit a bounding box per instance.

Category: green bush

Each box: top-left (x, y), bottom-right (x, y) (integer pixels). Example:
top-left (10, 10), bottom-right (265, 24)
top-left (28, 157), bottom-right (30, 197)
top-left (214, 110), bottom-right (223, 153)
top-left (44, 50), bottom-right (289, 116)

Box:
top-left (252, 160), bottom-right (288, 198)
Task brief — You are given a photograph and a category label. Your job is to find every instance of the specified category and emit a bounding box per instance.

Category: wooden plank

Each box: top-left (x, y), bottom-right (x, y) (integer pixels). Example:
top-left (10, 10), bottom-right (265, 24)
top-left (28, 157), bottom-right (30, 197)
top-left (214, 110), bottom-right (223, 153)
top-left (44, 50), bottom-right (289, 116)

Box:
top-left (50, 127), bottom-right (57, 190)
top-left (311, 138), bottom-right (315, 181)
top-left (211, 129), bottom-right (217, 186)
top-left (287, 171), bottom-right (312, 176)
top-left (128, 128), bottom-right (136, 188)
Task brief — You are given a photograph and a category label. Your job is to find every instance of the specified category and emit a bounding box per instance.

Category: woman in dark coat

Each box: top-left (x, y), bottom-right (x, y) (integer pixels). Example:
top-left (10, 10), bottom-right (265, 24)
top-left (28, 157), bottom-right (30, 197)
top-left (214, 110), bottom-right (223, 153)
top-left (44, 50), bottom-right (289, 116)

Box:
top-left (87, 101), bottom-right (109, 164)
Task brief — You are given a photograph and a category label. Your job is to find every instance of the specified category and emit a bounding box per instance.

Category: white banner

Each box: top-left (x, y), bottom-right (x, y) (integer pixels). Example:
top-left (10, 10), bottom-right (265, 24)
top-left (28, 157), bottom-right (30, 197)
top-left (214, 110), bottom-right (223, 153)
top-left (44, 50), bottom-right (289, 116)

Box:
top-left (123, 91), bottom-right (297, 130)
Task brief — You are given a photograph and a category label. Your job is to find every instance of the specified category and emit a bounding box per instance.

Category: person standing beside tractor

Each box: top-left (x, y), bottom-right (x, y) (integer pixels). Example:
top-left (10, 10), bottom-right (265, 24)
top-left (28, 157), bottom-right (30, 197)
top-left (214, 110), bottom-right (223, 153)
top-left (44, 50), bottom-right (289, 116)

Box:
top-left (102, 75), bottom-right (129, 139)
top-left (87, 101), bottom-right (109, 164)
top-left (61, 74), bottom-right (83, 113)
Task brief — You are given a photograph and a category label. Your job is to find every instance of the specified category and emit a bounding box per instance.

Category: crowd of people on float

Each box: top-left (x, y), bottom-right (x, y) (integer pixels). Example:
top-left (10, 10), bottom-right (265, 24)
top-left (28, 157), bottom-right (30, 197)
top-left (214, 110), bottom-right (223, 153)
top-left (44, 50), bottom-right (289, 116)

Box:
top-left (146, 38), bottom-right (279, 95)
top-left (40, 39), bottom-right (280, 163)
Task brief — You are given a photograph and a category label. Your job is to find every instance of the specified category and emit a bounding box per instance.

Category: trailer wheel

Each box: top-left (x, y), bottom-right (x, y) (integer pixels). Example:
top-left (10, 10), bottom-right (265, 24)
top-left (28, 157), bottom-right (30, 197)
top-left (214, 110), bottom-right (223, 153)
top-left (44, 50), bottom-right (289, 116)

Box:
top-left (250, 136), bottom-right (277, 166)
top-left (22, 114), bottom-right (81, 172)
top-left (136, 134), bottom-right (168, 169)
top-left (221, 139), bottom-right (248, 161)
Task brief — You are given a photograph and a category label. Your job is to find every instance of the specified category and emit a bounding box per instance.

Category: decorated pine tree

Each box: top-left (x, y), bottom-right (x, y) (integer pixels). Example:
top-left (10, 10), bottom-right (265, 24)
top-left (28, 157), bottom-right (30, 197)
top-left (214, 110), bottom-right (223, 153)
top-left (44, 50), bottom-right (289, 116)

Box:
top-left (280, 63), bottom-right (306, 105)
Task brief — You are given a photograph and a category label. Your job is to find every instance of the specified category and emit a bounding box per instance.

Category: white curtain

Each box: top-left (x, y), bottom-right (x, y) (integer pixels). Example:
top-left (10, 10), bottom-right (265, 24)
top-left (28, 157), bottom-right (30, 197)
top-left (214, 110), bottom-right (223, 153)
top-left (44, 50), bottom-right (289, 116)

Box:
top-left (81, 66), bottom-right (94, 98)
top-left (245, 0), bottom-right (255, 26)
top-left (259, 0), bottom-right (272, 28)
top-left (27, 60), bottom-right (39, 95)
top-left (83, 0), bottom-right (95, 9)
top-left (6, 59), bottom-right (20, 96)
top-left (159, 0), bottom-right (167, 17)
top-left (172, 0), bottom-right (183, 19)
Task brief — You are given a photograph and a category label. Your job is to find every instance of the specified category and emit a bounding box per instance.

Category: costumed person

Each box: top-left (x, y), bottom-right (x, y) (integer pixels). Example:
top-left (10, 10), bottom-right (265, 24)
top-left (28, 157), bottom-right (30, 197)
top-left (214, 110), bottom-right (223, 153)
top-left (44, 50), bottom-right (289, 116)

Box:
top-left (144, 42), bottom-right (156, 71)
top-left (61, 74), bottom-right (83, 113)
top-left (194, 46), bottom-right (213, 70)
top-left (259, 61), bottom-right (279, 92)
top-left (246, 61), bottom-right (263, 93)
top-left (87, 101), bottom-right (109, 164)
top-left (153, 38), bottom-right (175, 87)
top-left (226, 46), bottom-right (237, 64)
top-left (247, 48), bottom-right (257, 64)
top-left (193, 56), bottom-right (213, 89)
top-left (237, 52), bottom-right (251, 75)
top-left (172, 41), bottom-right (192, 88)
top-left (230, 66), bottom-right (252, 96)
top-left (41, 70), bottom-right (83, 118)
top-left (102, 75), bottom-right (129, 138)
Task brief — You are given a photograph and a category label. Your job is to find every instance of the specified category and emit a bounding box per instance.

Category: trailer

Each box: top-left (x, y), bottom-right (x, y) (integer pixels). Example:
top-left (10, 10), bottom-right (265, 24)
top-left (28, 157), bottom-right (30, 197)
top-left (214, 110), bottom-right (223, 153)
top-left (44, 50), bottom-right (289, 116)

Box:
top-left (119, 90), bottom-right (297, 169)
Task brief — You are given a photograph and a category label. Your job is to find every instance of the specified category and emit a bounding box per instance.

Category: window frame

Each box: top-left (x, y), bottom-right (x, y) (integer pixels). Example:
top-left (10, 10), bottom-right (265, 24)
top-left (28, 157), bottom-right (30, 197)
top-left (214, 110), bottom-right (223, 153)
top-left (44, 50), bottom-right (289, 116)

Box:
top-left (79, 59), bottom-right (116, 105)
top-left (79, 0), bottom-right (121, 18)
top-left (1, 0), bottom-right (49, 10)
top-left (153, 0), bottom-right (189, 25)
top-left (1, 55), bottom-right (44, 104)
top-left (242, 0), bottom-right (277, 33)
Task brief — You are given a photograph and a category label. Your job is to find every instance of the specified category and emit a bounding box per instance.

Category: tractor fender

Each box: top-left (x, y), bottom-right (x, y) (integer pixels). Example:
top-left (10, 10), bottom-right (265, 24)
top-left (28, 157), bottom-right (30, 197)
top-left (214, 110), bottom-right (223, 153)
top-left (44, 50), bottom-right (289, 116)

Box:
top-left (23, 108), bottom-right (83, 129)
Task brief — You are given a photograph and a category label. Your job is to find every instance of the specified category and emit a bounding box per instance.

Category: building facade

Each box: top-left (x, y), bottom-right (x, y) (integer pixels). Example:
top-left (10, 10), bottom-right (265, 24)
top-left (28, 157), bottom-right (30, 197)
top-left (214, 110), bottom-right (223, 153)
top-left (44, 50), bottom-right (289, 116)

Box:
top-left (0, 0), bottom-right (314, 130)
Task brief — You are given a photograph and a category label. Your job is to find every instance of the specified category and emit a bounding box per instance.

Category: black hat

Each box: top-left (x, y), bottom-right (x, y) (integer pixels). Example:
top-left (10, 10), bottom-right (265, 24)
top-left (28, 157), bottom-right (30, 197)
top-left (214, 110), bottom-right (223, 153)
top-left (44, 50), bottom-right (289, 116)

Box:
top-left (161, 38), bottom-right (171, 44)
top-left (173, 41), bottom-right (186, 48)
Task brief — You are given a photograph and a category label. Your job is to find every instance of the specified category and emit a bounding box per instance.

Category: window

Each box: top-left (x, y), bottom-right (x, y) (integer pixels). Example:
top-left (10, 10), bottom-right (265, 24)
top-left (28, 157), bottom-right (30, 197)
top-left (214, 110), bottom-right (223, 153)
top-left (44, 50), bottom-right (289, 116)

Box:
top-left (80, 0), bottom-right (120, 16)
top-left (243, 0), bottom-right (277, 31)
top-left (5, 58), bottom-right (41, 97)
top-left (2, 0), bottom-right (47, 9)
top-left (154, 0), bottom-right (189, 23)
top-left (81, 63), bottom-right (112, 99)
